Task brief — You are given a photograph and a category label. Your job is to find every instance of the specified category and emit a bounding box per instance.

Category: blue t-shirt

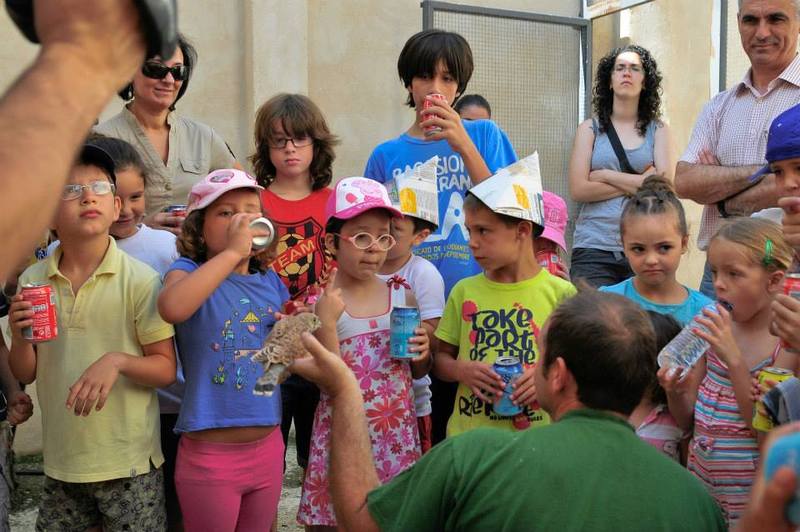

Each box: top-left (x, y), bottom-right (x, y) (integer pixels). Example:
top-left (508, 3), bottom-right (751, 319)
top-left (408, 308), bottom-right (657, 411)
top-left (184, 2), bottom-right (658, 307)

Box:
top-left (364, 119), bottom-right (517, 296)
top-left (168, 257), bottom-right (290, 433)
top-left (600, 277), bottom-right (712, 325)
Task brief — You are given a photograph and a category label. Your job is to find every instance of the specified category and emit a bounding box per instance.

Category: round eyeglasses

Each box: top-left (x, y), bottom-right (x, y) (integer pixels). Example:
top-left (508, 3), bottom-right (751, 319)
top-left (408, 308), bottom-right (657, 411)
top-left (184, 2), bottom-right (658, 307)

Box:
top-left (62, 180), bottom-right (115, 201)
top-left (333, 232), bottom-right (396, 251)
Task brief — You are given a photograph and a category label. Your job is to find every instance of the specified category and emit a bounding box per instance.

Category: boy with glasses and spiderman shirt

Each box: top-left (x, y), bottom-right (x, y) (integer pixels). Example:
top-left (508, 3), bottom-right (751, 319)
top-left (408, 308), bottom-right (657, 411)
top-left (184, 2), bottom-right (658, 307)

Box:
top-left (7, 142), bottom-right (177, 531)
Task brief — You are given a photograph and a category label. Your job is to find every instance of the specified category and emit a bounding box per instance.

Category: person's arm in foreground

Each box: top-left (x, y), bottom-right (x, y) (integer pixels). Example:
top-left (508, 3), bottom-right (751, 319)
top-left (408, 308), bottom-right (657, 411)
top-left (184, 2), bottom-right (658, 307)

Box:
top-left (737, 422), bottom-right (800, 532)
top-left (0, 0), bottom-right (144, 280)
top-left (290, 333), bottom-right (381, 532)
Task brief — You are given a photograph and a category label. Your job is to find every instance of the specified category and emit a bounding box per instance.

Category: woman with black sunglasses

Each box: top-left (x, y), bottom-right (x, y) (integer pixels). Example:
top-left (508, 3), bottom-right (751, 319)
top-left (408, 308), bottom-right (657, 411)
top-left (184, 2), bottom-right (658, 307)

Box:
top-left (96, 34), bottom-right (240, 235)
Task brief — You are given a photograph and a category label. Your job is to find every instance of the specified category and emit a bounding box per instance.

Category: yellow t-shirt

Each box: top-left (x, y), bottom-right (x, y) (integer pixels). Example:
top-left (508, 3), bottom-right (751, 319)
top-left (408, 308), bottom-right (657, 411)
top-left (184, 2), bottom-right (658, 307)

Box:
top-left (435, 270), bottom-right (576, 437)
top-left (18, 238), bottom-right (174, 482)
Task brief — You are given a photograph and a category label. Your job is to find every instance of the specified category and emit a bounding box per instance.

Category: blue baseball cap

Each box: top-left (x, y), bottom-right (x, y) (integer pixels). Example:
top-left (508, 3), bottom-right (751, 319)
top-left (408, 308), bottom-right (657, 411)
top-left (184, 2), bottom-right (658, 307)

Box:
top-left (750, 103), bottom-right (800, 182)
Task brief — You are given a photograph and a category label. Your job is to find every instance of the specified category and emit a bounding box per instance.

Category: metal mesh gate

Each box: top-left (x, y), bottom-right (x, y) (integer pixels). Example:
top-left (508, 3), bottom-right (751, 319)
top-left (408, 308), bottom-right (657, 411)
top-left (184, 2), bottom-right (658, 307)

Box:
top-left (422, 1), bottom-right (591, 248)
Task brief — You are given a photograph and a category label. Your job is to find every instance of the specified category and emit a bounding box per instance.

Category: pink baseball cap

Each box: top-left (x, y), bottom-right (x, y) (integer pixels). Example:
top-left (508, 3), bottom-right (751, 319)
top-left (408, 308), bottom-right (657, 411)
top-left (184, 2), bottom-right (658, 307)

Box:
top-left (187, 169), bottom-right (264, 213)
top-left (325, 177), bottom-right (403, 222)
top-left (541, 191), bottom-right (568, 252)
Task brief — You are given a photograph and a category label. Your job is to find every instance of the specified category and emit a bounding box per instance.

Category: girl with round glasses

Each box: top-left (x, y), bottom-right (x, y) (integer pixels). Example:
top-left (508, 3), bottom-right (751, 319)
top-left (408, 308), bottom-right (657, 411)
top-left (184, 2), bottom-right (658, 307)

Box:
top-left (96, 34), bottom-right (240, 237)
top-left (568, 44), bottom-right (674, 288)
top-left (298, 177), bottom-right (431, 529)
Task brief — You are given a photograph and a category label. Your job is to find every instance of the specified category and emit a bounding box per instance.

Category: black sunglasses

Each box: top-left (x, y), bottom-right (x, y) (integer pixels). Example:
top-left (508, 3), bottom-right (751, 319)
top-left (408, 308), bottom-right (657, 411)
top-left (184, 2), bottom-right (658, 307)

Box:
top-left (141, 61), bottom-right (188, 81)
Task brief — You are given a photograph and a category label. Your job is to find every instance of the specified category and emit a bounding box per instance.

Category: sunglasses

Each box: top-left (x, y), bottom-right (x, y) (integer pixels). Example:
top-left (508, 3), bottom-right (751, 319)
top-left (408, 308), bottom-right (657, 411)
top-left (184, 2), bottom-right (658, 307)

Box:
top-left (62, 180), bottom-right (115, 201)
top-left (333, 232), bottom-right (396, 251)
top-left (141, 61), bottom-right (188, 81)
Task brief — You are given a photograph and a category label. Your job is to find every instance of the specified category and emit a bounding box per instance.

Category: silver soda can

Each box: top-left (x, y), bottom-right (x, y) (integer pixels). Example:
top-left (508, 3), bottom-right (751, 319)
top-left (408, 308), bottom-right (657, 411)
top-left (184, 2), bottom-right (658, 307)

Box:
top-left (249, 217), bottom-right (275, 250)
top-left (493, 356), bottom-right (524, 416)
top-left (390, 306), bottom-right (421, 359)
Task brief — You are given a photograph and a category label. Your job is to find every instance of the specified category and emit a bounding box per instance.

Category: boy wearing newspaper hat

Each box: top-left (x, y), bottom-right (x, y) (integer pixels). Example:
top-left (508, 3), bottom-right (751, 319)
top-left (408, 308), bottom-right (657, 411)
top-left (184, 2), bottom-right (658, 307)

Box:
top-left (433, 154), bottom-right (576, 436)
top-left (378, 157), bottom-right (444, 452)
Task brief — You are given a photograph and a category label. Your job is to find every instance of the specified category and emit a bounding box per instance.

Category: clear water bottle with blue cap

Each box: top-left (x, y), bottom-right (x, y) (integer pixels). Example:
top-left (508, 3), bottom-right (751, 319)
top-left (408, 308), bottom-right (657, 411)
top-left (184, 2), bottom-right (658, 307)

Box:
top-left (657, 302), bottom-right (734, 372)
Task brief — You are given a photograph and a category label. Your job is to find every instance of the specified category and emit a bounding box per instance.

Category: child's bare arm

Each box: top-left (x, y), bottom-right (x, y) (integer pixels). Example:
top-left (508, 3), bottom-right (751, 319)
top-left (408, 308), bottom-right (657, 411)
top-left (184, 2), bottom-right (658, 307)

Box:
top-left (772, 348), bottom-right (800, 375)
top-left (158, 251), bottom-right (243, 323)
top-left (313, 269), bottom-right (344, 355)
top-left (7, 294), bottom-right (37, 384)
top-left (66, 337), bottom-right (176, 417)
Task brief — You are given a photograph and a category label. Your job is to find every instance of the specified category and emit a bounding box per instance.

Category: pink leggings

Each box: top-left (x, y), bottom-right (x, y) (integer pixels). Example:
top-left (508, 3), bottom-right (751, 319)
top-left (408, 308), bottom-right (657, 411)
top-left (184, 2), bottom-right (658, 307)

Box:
top-left (175, 428), bottom-right (284, 531)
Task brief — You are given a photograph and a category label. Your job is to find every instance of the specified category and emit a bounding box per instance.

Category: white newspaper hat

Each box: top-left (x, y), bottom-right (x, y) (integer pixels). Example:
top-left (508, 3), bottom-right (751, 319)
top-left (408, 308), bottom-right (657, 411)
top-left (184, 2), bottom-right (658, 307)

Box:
top-left (392, 156), bottom-right (439, 227)
top-left (468, 152), bottom-right (545, 231)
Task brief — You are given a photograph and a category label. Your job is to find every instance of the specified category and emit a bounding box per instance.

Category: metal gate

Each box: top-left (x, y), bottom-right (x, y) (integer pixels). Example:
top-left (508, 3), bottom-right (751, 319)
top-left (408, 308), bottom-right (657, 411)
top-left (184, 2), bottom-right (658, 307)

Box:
top-left (422, 1), bottom-right (591, 247)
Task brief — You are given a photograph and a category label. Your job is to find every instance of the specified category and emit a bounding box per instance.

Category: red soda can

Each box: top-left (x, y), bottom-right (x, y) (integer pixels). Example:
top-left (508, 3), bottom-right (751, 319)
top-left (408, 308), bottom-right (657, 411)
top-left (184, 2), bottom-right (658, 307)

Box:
top-left (422, 93), bottom-right (446, 136)
top-left (536, 250), bottom-right (563, 276)
top-left (21, 283), bottom-right (58, 343)
top-left (781, 273), bottom-right (800, 352)
top-left (163, 204), bottom-right (187, 218)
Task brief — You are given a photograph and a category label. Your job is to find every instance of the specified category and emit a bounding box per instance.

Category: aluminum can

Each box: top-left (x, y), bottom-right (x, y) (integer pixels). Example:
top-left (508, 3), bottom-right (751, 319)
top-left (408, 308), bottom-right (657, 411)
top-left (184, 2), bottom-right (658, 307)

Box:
top-left (780, 273), bottom-right (800, 352)
top-left (422, 93), bottom-right (446, 136)
top-left (765, 430), bottom-right (800, 525)
top-left (536, 250), bottom-right (563, 276)
top-left (21, 283), bottom-right (57, 342)
top-left (163, 204), bottom-right (187, 218)
top-left (753, 366), bottom-right (794, 431)
top-left (390, 306), bottom-right (420, 359)
top-left (249, 217), bottom-right (275, 250)
top-left (493, 356), bottom-right (524, 416)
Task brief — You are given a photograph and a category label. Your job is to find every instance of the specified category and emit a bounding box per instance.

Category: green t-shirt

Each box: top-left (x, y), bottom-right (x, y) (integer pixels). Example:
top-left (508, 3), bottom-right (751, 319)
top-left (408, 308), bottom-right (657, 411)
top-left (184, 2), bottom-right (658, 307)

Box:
top-left (367, 409), bottom-right (725, 532)
top-left (435, 271), bottom-right (576, 436)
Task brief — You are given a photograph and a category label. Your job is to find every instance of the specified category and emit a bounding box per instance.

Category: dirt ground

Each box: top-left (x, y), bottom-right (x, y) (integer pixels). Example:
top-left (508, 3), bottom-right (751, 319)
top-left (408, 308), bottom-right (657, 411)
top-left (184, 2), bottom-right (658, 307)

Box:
top-left (9, 431), bottom-right (305, 531)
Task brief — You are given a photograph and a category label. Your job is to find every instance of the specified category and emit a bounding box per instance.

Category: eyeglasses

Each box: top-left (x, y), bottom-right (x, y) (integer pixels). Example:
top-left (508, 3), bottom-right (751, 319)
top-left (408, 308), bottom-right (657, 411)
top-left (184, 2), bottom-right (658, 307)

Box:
top-left (267, 136), bottom-right (313, 149)
top-left (333, 232), bottom-right (396, 251)
top-left (141, 61), bottom-right (189, 81)
top-left (614, 64), bottom-right (643, 74)
top-left (62, 180), bottom-right (115, 201)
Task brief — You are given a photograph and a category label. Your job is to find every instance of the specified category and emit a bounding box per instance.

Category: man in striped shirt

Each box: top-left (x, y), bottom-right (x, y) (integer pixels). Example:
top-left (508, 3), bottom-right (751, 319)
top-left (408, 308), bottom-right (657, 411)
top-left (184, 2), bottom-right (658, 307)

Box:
top-left (675, 0), bottom-right (800, 297)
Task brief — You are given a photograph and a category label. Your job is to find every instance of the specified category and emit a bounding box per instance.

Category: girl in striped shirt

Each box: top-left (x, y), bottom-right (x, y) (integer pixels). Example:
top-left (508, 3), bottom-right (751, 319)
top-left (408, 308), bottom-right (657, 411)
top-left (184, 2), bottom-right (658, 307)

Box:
top-left (659, 218), bottom-right (795, 527)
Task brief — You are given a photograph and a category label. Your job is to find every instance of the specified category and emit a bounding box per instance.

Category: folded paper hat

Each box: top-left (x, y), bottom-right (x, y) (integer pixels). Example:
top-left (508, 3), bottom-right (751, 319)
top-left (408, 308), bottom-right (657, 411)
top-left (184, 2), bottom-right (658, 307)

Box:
top-left (392, 156), bottom-right (440, 227)
top-left (468, 152), bottom-right (545, 235)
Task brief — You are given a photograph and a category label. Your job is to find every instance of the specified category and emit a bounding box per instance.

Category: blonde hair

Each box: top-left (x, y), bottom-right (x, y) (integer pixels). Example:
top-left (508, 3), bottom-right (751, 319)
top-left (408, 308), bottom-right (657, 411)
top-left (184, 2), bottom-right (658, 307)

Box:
top-left (710, 218), bottom-right (793, 272)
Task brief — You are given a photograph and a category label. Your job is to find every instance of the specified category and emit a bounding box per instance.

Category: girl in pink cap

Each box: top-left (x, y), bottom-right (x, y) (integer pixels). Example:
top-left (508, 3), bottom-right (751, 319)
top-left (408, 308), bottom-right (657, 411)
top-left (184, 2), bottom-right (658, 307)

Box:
top-left (157, 169), bottom-right (289, 531)
top-left (298, 177), bottom-right (431, 530)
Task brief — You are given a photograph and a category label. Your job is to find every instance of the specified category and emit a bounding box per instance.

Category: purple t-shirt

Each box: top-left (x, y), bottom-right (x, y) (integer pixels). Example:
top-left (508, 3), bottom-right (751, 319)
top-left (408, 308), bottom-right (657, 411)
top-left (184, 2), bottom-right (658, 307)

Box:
top-left (168, 257), bottom-right (289, 433)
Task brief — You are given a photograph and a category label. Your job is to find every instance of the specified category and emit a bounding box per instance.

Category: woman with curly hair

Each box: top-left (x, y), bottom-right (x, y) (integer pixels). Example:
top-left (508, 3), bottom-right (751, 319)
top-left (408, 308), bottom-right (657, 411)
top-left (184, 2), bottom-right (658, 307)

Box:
top-left (567, 44), bottom-right (674, 287)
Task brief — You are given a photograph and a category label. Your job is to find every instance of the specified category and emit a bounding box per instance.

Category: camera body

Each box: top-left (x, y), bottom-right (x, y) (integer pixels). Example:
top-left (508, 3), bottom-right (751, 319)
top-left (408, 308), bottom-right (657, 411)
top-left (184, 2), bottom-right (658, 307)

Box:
top-left (5, 0), bottom-right (178, 60)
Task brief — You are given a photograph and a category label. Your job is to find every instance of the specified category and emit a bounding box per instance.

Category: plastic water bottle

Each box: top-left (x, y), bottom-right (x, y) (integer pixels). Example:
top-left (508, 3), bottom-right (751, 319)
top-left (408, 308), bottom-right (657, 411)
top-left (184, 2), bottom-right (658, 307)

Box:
top-left (656, 302), bottom-right (733, 371)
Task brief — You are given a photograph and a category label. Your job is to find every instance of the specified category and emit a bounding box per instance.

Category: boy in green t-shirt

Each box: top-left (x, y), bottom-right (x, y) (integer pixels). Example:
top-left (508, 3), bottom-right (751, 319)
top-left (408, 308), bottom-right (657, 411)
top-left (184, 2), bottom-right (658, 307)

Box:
top-left (434, 154), bottom-right (576, 436)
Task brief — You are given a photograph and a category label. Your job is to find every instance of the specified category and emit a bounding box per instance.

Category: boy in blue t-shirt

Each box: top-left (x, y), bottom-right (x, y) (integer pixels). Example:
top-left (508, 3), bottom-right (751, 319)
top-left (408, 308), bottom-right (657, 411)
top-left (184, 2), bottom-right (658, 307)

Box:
top-left (364, 29), bottom-right (517, 297)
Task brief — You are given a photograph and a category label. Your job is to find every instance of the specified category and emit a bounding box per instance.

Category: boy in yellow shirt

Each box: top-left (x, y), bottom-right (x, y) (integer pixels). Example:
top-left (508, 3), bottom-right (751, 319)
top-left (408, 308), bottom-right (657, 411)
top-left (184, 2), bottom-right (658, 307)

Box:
top-left (434, 155), bottom-right (576, 436)
top-left (7, 143), bottom-right (176, 530)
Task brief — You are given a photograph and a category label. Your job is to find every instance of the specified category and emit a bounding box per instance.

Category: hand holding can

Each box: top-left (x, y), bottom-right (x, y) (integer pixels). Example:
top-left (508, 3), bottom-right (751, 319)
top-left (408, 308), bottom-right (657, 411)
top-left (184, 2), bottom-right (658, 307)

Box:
top-left (390, 306), bottom-right (421, 359)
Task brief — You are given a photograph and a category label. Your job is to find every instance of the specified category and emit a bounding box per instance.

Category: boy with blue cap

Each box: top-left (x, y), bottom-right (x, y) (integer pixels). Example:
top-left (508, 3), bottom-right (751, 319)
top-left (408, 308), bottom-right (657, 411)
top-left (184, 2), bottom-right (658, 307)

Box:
top-left (751, 103), bottom-right (800, 353)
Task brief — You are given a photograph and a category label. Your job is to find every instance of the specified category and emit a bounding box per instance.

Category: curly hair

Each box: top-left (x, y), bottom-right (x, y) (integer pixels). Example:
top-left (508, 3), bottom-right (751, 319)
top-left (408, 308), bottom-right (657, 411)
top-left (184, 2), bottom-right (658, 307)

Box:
top-left (593, 44), bottom-right (663, 137)
top-left (250, 93), bottom-right (339, 190)
top-left (176, 209), bottom-right (266, 273)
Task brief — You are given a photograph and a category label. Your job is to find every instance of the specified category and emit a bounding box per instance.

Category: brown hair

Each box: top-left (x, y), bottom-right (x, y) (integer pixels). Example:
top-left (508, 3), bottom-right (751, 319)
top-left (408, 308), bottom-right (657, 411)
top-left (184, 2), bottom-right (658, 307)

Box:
top-left (249, 93), bottom-right (339, 190)
top-left (176, 207), bottom-right (266, 272)
top-left (620, 175), bottom-right (687, 239)
top-left (543, 289), bottom-right (655, 416)
top-left (710, 218), bottom-right (794, 272)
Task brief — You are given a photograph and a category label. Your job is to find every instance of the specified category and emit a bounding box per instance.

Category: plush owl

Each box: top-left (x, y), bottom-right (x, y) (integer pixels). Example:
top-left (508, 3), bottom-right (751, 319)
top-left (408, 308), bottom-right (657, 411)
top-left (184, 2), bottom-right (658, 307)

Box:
top-left (251, 312), bottom-right (322, 396)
